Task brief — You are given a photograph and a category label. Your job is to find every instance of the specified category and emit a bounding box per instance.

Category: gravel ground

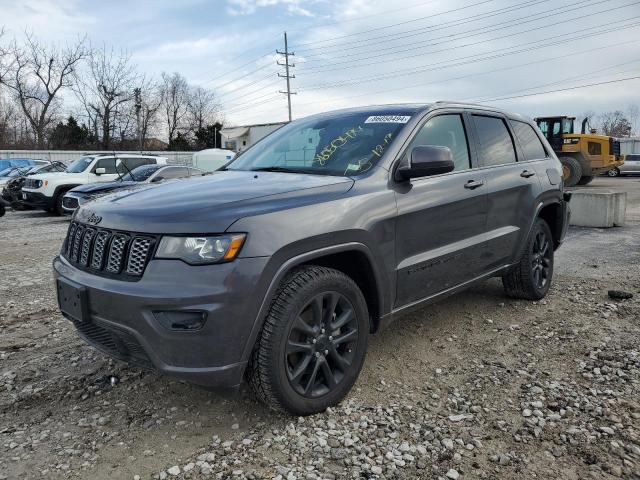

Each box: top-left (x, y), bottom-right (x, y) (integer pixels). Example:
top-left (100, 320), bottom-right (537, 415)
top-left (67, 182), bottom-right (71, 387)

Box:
top-left (1, 177), bottom-right (639, 480)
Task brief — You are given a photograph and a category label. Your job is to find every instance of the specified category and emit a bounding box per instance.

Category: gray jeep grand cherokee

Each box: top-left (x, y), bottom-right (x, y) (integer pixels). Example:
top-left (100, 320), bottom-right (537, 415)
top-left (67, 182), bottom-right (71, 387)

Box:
top-left (54, 102), bottom-right (570, 415)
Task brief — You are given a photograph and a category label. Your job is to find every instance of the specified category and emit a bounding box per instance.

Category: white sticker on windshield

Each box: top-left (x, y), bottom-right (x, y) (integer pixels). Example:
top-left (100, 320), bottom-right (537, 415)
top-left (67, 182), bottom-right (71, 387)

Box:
top-left (364, 115), bottom-right (411, 124)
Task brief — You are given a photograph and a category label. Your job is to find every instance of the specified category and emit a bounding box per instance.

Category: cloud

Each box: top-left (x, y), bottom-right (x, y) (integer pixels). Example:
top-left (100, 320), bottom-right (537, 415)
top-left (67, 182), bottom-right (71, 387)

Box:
top-left (0, 0), bottom-right (97, 39)
top-left (227, 0), bottom-right (317, 17)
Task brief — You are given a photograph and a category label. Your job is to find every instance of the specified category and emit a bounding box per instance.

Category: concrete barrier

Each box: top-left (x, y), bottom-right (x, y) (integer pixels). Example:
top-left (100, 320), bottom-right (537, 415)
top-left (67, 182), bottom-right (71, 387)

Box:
top-left (568, 189), bottom-right (626, 228)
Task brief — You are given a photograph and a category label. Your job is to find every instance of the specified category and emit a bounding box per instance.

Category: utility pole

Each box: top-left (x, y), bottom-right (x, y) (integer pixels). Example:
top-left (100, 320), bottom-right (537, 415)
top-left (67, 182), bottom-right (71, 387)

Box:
top-left (133, 87), bottom-right (142, 150)
top-left (276, 31), bottom-right (296, 122)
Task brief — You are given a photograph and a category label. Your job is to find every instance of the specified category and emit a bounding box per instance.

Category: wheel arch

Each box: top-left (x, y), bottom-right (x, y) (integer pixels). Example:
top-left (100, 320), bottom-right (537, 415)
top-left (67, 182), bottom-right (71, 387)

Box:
top-left (240, 242), bottom-right (386, 364)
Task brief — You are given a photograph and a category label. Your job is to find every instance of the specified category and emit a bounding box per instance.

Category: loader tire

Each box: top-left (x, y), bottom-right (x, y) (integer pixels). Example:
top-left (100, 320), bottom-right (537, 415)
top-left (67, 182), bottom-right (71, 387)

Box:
top-left (559, 156), bottom-right (582, 187)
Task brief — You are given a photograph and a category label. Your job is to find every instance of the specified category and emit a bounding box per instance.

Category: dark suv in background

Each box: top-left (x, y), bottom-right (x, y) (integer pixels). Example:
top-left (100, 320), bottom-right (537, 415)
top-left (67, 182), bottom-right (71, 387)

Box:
top-left (54, 102), bottom-right (569, 415)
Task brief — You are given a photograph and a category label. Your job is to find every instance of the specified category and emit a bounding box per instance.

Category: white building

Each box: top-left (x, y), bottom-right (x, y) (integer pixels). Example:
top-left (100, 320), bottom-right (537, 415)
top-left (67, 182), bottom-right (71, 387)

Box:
top-left (220, 122), bottom-right (286, 152)
top-left (618, 137), bottom-right (640, 155)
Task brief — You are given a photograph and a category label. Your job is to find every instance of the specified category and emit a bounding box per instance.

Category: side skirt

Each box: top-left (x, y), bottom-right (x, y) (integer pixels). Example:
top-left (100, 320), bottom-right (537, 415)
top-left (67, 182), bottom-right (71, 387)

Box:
top-left (377, 264), bottom-right (513, 332)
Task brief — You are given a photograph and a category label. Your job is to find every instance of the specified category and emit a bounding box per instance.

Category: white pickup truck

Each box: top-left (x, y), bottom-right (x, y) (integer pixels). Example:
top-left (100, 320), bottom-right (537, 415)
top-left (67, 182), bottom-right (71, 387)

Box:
top-left (21, 154), bottom-right (167, 215)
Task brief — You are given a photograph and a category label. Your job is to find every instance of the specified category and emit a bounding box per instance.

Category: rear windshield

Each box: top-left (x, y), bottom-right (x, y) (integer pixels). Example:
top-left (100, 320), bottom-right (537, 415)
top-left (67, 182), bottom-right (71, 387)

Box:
top-left (227, 112), bottom-right (413, 176)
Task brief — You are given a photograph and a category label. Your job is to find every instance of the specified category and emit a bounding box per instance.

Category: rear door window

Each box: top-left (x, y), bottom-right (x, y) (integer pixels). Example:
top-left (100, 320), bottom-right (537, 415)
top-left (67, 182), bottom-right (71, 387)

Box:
top-left (472, 115), bottom-right (517, 167)
top-left (510, 120), bottom-right (547, 161)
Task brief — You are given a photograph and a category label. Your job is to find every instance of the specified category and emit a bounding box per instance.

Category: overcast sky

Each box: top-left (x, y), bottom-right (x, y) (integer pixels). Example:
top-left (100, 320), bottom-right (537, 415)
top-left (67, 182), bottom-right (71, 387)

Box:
top-left (1, 0), bottom-right (639, 126)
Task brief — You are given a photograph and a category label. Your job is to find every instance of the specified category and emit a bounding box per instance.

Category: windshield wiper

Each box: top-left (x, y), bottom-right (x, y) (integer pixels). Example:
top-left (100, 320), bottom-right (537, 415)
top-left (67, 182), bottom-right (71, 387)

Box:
top-left (250, 166), bottom-right (307, 173)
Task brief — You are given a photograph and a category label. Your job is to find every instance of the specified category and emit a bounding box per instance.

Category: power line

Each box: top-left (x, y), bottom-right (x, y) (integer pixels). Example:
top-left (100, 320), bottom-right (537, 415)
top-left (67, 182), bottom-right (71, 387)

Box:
top-left (292, 0), bottom-right (497, 47)
top-left (296, 0), bottom-right (553, 55)
top-left (477, 75), bottom-right (640, 102)
top-left (288, 39), bottom-right (640, 111)
top-left (296, 18), bottom-right (640, 91)
top-left (298, 0), bottom-right (630, 73)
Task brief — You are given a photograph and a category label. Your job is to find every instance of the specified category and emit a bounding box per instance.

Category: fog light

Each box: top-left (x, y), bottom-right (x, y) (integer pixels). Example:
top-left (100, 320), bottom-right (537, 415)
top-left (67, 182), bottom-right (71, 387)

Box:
top-left (154, 311), bottom-right (207, 331)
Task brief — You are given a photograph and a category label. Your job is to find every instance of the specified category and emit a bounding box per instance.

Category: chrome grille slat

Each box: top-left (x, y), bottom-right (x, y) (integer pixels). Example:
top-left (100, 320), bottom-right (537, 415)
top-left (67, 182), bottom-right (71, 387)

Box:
top-left (71, 225), bottom-right (85, 262)
top-left (91, 231), bottom-right (110, 270)
top-left (62, 222), bottom-right (154, 280)
top-left (79, 228), bottom-right (95, 266)
top-left (126, 237), bottom-right (152, 276)
top-left (105, 234), bottom-right (128, 274)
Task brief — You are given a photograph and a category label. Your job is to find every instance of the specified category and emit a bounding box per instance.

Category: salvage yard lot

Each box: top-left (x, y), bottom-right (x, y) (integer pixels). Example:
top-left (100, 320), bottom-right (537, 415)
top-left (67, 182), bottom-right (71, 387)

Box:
top-left (1, 177), bottom-right (639, 480)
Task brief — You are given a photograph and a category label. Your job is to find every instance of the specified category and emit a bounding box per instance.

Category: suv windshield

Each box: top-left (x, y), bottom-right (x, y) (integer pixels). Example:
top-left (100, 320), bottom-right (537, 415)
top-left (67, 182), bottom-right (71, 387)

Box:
top-left (121, 164), bottom-right (162, 182)
top-left (66, 156), bottom-right (95, 173)
top-left (227, 111), bottom-right (413, 176)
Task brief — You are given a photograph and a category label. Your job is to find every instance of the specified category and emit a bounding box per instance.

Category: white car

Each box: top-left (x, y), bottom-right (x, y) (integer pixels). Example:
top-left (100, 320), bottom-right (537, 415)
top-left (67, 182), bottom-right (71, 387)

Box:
top-left (608, 153), bottom-right (640, 176)
top-left (21, 154), bottom-right (167, 215)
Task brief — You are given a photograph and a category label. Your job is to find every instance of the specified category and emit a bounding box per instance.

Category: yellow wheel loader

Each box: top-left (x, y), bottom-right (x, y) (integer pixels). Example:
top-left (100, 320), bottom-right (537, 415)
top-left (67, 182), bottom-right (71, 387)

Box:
top-left (534, 116), bottom-right (623, 186)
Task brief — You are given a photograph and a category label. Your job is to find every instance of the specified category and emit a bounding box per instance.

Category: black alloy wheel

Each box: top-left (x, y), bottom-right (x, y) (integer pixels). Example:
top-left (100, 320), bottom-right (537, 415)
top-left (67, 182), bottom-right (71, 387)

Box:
top-left (502, 218), bottom-right (554, 300)
top-left (247, 265), bottom-right (369, 415)
top-left (285, 291), bottom-right (359, 398)
top-left (531, 229), bottom-right (551, 289)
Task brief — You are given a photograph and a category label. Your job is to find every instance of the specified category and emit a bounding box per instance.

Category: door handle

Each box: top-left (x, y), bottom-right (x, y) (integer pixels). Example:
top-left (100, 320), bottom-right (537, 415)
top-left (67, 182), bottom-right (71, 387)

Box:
top-left (464, 180), bottom-right (484, 189)
top-left (520, 170), bottom-right (536, 178)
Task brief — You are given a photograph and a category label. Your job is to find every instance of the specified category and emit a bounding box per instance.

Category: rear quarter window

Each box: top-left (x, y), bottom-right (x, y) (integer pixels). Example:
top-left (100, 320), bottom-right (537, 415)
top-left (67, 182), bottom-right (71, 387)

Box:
top-left (510, 120), bottom-right (547, 161)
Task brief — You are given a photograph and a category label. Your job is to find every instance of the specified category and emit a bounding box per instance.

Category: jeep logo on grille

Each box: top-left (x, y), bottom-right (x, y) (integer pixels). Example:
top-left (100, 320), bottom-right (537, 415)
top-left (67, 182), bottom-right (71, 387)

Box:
top-left (85, 212), bottom-right (102, 225)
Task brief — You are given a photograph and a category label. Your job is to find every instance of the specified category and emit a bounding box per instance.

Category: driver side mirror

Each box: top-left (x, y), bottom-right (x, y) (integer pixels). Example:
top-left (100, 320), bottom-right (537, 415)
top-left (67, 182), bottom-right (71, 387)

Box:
top-left (94, 167), bottom-right (106, 175)
top-left (396, 145), bottom-right (455, 180)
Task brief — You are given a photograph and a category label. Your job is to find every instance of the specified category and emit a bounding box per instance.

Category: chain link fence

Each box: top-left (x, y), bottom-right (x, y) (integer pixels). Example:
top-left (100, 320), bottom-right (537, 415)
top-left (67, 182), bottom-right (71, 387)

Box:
top-left (0, 150), bottom-right (194, 166)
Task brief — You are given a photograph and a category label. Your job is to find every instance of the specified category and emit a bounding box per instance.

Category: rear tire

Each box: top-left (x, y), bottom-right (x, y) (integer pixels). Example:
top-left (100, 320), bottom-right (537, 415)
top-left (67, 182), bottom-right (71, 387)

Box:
top-left (247, 266), bottom-right (369, 416)
top-left (502, 218), bottom-right (554, 301)
top-left (576, 175), bottom-right (594, 186)
top-left (559, 156), bottom-right (582, 187)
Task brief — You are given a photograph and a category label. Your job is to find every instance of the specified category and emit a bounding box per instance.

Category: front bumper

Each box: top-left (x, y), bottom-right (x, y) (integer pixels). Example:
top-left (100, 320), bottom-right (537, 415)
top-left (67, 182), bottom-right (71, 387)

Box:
top-left (21, 190), bottom-right (54, 209)
top-left (53, 254), bottom-right (270, 388)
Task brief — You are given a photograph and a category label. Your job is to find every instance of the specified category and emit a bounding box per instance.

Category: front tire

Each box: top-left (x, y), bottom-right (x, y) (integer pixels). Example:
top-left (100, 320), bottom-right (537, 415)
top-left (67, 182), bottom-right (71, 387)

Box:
top-left (607, 168), bottom-right (620, 177)
top-left (247, 266), bottom-right (369, 416)
top-left (502, 219), bottom-right (554, 300)
top-left (54, 193), bottom-right (65, 216)
top-left (559, 156), bottom-right (583, 187)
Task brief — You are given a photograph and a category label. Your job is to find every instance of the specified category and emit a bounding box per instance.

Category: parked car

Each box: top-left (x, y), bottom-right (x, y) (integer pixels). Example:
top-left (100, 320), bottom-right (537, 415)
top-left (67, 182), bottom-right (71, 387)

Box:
top-left (607, 153), bottom-right (640, 176)
top-left (192, 148), bottom-right (236, 172)
top-left (62, 164), bottom-right (205, 214)
top-left (2, 161), bottom-right (67, 209)
top-left (54, 102), bottom-right (570, 415)
top-left (21, 154), bottom-right (167, 215)
top-left (0, 166), bottom-right (33, 187)
top-left (0, 158), bottom-right (48, 171)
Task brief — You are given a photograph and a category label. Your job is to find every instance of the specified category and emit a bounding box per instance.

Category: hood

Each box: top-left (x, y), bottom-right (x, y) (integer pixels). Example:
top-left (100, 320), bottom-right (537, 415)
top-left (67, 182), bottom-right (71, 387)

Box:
top-left (74, 170), bottom-right (354, 233)
top-left (27, 171), bottom-right (72, 181)
top-left (71, 181), bottom-right (137, 194)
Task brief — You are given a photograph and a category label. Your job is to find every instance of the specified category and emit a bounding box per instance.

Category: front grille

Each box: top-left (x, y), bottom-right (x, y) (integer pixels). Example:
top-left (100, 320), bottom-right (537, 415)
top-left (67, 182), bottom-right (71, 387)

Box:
top-left (73, 318), bottom-right (153, 369)
top-left (62, 222), bottom-right (156, 280)
top-left (62, 196), bottom-right (79, 210)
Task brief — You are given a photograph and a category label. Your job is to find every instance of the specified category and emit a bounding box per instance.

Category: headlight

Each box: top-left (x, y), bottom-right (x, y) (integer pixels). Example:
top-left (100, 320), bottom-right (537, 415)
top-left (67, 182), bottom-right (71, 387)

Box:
top-left (155, 234), bottom-right (246, 264)
top-left (33, 180), bottom-right (43, 188)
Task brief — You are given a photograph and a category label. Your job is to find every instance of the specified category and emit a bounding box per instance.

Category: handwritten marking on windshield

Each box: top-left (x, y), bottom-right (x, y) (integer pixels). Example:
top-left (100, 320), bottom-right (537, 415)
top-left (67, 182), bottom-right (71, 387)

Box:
top-left (371, 133), bottom-right (394, 158)
top-left (314, 127), bottom-right (362, 165)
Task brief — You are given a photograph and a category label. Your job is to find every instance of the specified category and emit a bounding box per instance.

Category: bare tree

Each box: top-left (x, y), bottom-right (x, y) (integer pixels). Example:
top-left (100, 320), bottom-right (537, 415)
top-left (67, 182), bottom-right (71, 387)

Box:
top-left (187, 86), bottom-right (221, 133)
top-left (627, 104), bottom-right (639, 136)
top-left (0, 28), bottom-right (10, 86)
top-left (133, 77), bottom-right (162, 149)
top-left (74, 45), bottom-right (137, 149)
top-left (3, 33), bottom-right (86, 147)
top-left (598, 110), bottom-right (632, 137)
top-left (159, 72), bottom-right (189, 147)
